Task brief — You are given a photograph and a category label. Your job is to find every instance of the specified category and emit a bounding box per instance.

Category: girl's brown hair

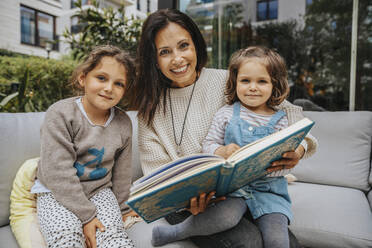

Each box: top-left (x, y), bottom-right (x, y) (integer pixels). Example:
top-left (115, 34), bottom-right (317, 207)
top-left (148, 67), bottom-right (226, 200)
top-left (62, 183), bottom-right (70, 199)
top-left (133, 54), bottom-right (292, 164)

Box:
top-left (70, 45), bottom-right (135, 95)
top-left (225, 46), bottom-right (289, 107)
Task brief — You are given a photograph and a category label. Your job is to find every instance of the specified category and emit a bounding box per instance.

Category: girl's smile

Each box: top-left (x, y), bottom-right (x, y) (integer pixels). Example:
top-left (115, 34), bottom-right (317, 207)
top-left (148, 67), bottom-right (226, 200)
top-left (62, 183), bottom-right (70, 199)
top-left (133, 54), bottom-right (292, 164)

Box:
top-left (236, 58), bottom-right (274, 115)
top-left (79, 56), bottom-right (127, 124)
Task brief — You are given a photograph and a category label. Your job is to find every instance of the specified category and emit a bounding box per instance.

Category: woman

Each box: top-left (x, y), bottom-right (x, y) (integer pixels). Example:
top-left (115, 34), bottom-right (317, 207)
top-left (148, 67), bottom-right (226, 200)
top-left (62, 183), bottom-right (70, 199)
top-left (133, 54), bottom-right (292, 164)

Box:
top-left (130, 8), bottom-right (311, 248)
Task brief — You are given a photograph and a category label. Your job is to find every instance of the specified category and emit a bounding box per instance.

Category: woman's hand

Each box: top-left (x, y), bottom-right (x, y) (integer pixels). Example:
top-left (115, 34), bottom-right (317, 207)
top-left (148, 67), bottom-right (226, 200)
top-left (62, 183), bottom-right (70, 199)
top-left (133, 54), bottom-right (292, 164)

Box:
top-left (122, 210), bottom-right (139, 222)
top-left (186, 191), bottom-right (226, 215)
top-left (83, 217), bottom-right (105, 248)
top-left (267, 145), bottom-right (305, 173)
top-left (215, 144), bottom-right (240, 159)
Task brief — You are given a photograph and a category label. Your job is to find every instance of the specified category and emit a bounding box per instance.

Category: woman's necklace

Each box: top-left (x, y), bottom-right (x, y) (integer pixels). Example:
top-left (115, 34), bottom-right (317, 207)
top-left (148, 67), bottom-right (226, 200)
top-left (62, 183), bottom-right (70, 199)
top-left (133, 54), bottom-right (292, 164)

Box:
top-left (169, 81), bottom-right (197, 156)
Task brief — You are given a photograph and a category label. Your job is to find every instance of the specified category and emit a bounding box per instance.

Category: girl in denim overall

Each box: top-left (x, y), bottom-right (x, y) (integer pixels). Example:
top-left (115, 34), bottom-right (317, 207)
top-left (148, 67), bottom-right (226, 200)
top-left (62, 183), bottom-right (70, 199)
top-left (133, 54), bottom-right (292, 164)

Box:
top-left (152, 46), bottom-right (312, 248)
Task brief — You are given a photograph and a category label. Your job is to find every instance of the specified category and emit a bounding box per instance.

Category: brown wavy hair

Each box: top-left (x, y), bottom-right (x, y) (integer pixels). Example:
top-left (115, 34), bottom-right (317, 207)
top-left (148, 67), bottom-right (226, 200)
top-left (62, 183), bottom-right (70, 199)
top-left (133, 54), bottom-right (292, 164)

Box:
top-left (128, 9), bottom-right (207, 126)
top-left (70, 45), bottom-right (135, 96)
top-left (225, 46), bottom-right (289, 107)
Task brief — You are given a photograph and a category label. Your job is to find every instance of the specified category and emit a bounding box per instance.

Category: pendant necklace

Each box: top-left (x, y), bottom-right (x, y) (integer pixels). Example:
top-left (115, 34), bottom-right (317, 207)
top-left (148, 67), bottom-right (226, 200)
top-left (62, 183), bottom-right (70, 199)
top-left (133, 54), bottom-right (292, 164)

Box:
top-left (169, 81), bottom-right (197, 157)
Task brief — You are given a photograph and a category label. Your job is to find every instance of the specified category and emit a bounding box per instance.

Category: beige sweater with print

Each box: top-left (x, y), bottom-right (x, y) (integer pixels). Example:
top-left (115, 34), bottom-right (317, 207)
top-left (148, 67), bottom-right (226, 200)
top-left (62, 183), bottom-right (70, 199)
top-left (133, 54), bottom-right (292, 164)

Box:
top-left (138, 68), bottom-right (317, 176)
top-left (37, 97), bottom-right (132, 224)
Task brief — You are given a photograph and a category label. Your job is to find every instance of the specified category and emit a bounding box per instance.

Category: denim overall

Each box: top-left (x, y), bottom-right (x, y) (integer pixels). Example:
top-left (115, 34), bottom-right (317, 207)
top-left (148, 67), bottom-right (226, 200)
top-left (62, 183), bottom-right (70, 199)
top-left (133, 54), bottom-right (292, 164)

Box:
top-left (225, 102), bottom-right (292, 221)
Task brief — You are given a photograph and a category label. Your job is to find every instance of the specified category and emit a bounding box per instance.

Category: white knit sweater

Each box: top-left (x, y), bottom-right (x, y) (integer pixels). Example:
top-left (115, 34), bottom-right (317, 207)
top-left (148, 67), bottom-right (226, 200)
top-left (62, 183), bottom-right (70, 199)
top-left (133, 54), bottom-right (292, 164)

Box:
top-left (138, 68), bottom-right (318, 176)
top-left (138, 68), bottom-right (227, 175)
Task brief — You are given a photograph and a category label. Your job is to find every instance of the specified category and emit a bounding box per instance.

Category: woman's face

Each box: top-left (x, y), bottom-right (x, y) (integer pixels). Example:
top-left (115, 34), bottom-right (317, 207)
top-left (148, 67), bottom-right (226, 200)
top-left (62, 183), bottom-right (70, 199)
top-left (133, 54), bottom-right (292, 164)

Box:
top-left (155, 22), bottom-right (198, 88)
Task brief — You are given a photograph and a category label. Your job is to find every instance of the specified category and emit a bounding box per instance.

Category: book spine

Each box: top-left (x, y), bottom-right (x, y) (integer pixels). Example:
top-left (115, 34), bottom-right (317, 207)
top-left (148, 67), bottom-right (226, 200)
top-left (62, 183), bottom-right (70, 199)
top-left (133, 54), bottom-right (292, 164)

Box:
top-left (215, 161), bottom-right (234, 197)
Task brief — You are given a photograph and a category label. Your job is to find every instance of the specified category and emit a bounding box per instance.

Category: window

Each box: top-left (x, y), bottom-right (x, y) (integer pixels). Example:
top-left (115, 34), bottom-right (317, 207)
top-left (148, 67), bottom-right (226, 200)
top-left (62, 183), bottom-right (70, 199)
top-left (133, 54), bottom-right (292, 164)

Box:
top-left (71, 16), bottom-right (83, 34)
top-left (71, 0), bottom-right (91, 9)
top-left (137, 0), bottom-right (141, 11)
top-left (147, 0), bottom-right (150, 12)
top-left (20, 5), bottom-right (57, 50)
top-left (257, 0), bottom-right (278, 21)
top-left (180, 0), bottom-right (372, 111)
top-left (20, 6), bottom-right (35, 44)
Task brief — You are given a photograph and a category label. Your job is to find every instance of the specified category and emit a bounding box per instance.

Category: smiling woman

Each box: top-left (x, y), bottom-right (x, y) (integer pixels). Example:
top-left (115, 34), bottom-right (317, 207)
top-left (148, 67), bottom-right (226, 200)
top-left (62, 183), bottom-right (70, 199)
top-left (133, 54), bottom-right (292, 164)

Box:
top-left (129, 8), bottom-right (307, 248)
top-left (155, 22), bottom-right (198, 88)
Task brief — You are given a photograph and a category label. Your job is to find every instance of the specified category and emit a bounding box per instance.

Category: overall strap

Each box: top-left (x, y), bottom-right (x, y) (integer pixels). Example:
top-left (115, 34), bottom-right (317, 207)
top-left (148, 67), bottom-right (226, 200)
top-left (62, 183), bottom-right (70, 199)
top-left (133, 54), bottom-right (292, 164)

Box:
top-left (267, 110), bottom-right (286, 128)
top-left (232, 101), bottom-right (241, 120)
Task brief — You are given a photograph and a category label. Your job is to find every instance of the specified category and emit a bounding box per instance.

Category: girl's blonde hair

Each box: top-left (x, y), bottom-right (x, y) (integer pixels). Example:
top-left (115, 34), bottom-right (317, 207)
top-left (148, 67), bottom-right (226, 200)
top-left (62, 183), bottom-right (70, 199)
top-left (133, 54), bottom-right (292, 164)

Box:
top-left (225, 46), bottom-right (289, 107)
top-left (70, 45), bottom-right (135, 95)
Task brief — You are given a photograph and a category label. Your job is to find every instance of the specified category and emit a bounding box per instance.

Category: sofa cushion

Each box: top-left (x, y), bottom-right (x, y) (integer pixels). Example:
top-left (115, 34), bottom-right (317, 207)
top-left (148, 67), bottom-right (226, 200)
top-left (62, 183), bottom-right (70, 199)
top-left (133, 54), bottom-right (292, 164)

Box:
top-left (293, 111), bottom-right (372, 191)
top-left (289, 182), bottom-right (372, 248)
top-left (10, 157), bottom-right (46, 248)
top-left (0, 225), bottom-right (19, 248)
top-left (0, 112), bottom-right (45, 227)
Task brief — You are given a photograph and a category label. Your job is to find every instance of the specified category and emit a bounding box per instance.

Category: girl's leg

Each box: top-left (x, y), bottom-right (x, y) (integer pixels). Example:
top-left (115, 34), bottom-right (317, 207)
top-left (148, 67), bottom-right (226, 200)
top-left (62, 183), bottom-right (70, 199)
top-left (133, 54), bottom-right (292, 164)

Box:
top-left (90, 188), bottom-right (135, 248)
top-left (256, 213), bottom-right (289, 248)
top-left (152, 197), bottom-right (247, 246)
top-left (37, 192), bottom-right (85, 248)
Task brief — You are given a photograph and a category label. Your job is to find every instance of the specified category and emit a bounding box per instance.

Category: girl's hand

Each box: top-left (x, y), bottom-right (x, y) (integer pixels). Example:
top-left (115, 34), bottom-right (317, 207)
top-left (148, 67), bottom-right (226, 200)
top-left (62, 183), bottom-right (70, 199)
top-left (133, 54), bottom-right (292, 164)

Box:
top-left (186, 191), bottom-right (226, 215)
top-left (122, 210), bottom-right (139, 222)
top-left (83, 217), bottom-right (105, 248)
top-left (267, 145), bottom-right (305, 173)
top-left (215, 144), bottom-right (240, 159)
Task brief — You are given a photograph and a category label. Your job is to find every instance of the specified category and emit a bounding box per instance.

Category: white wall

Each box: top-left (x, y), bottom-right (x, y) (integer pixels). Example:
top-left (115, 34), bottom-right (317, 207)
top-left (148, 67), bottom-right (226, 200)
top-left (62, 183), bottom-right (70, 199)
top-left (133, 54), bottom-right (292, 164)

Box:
top-left (0, 0), bottom-right (63, 58)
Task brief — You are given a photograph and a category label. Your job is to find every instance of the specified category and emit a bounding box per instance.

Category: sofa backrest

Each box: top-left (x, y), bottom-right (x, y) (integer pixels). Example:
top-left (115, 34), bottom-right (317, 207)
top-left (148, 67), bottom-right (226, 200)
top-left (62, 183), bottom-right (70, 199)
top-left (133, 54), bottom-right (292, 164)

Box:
top-left (293, 111), bottom-right (372, 192)
top-left (0, 112), bottom-right (45, 227)
top-left (0, 111), bottom-right (142, 227)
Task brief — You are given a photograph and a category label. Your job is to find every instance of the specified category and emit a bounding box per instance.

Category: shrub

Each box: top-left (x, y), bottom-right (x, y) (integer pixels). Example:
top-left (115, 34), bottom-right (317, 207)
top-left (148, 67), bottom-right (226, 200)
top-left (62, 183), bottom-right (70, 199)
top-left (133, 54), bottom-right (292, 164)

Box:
top-left (0, 56), bottom-right (76, 112)
top-left (63, 0), bottom-right (143, 61)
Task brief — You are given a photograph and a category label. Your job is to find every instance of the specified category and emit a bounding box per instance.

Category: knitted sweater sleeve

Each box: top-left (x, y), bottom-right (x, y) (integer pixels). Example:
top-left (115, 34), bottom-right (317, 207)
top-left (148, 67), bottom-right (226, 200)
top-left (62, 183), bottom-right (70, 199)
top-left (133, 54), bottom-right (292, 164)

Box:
top-left (112, 130), bottom-right (132, 215)
top-left (37, 105), bottom-right (96, 224)
top-left (138, 117), bottom-right (171, 176)
top-left (282, 100), bottom-right (318, 159)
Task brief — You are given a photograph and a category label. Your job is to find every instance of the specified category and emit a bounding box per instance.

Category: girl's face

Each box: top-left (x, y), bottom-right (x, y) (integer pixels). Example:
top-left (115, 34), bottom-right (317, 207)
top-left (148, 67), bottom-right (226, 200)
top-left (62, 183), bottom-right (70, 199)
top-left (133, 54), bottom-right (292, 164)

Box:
top-left (79, 56), bottom-right (126, 117)
top-left (236, 58), bottom-right (274, 114)
top-left (155, 22), bottom-right (197, 88)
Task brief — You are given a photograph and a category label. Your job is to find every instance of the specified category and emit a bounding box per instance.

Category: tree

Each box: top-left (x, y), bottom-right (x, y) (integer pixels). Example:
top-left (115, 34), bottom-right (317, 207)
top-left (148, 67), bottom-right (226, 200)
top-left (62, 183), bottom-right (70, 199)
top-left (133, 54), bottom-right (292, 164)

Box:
top-left (302, 0), bottom-right (372, 110)
top-left (63, 0), bottom-right (143, 60)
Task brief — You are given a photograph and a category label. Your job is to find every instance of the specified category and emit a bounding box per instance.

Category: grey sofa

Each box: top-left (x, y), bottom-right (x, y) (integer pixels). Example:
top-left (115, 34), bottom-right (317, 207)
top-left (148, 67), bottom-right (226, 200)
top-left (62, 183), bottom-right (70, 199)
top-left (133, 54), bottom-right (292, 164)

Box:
top-left (0, 110), bottom-right (371, 248)
top-left (0, 111), bottom-right (196, 248)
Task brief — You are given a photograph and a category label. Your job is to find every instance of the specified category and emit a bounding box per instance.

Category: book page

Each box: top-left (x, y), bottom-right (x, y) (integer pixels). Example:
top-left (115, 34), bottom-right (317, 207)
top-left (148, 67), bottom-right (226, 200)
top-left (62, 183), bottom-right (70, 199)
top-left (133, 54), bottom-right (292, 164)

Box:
top-left (131, 156), bottom-right (223, 194)
top-left (129, 160), bottom-right (223, 199)
top-left (133, 154), bottom-right (221, 186)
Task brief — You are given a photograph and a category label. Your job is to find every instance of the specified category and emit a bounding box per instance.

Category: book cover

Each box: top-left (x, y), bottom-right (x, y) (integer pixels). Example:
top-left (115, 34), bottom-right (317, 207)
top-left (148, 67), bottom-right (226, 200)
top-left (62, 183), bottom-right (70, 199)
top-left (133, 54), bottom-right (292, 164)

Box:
top-left (127, 118), bottom-right (314, 223)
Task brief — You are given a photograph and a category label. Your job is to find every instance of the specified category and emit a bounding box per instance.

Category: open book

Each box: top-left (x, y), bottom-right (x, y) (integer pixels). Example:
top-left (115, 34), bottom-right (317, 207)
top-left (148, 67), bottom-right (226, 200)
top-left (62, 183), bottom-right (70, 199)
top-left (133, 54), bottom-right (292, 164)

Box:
top-left (126, 118), bottom-right (314, 223)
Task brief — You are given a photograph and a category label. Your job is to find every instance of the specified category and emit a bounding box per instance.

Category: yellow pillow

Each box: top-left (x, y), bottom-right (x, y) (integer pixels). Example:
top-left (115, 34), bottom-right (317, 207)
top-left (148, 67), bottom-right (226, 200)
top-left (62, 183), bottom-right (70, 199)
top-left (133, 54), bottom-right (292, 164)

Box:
top-left (9, 157), bottom-right (47, 248)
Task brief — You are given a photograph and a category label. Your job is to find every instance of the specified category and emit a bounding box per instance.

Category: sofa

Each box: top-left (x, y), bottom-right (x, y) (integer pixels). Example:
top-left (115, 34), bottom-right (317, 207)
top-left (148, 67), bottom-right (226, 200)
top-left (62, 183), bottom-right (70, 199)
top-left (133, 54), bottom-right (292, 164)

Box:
top-left (0, 110), bottom-right (371, 248)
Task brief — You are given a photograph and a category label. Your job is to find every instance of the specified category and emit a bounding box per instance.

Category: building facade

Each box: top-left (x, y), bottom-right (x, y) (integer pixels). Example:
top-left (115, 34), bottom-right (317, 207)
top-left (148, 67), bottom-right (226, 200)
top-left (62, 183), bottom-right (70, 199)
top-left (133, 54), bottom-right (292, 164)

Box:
top-left (0, 0), bottom-right (157, 59)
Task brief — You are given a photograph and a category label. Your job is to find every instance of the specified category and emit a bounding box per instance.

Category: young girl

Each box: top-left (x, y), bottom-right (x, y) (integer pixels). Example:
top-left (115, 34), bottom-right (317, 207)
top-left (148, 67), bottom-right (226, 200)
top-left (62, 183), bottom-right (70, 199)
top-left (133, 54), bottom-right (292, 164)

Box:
top-left (151, 46), bottom-right (317, 248)
top-left (31, 45), bottom-right (136, 248)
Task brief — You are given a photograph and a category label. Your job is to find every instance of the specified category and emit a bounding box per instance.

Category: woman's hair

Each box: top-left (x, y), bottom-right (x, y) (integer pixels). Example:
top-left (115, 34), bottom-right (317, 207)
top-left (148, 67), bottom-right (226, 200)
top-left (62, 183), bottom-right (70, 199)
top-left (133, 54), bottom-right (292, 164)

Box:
top-left (70, 45), bottom-right (135, 95)
top-left (129, 8), bottom-right (207, 125)
top-left (225, 46), bottom-right (289, 107)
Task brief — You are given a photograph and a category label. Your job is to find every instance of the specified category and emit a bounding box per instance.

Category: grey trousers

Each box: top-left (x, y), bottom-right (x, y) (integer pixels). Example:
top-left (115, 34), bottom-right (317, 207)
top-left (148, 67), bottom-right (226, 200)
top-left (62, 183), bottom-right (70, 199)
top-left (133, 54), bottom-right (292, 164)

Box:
top-left (165, 197), bottom-right (301, 248)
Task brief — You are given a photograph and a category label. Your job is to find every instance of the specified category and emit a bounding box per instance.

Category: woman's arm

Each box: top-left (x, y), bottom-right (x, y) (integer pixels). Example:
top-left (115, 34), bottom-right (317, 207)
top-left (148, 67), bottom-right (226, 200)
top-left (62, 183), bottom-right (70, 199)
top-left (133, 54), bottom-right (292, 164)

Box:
top-left (268, 101), bottom-right (319, 172)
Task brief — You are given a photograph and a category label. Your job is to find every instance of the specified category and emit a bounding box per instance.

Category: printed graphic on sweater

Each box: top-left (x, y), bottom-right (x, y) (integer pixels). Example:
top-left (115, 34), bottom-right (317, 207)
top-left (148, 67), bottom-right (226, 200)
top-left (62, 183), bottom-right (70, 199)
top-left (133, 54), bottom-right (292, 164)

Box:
top-left (74, 147), bottom-right (107, 179)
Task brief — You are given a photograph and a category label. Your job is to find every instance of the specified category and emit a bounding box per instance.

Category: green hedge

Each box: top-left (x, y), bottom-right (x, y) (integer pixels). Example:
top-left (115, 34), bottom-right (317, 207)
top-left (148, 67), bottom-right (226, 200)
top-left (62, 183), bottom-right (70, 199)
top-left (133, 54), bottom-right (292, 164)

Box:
top-left (0, 56), bottom-right (77, 112)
